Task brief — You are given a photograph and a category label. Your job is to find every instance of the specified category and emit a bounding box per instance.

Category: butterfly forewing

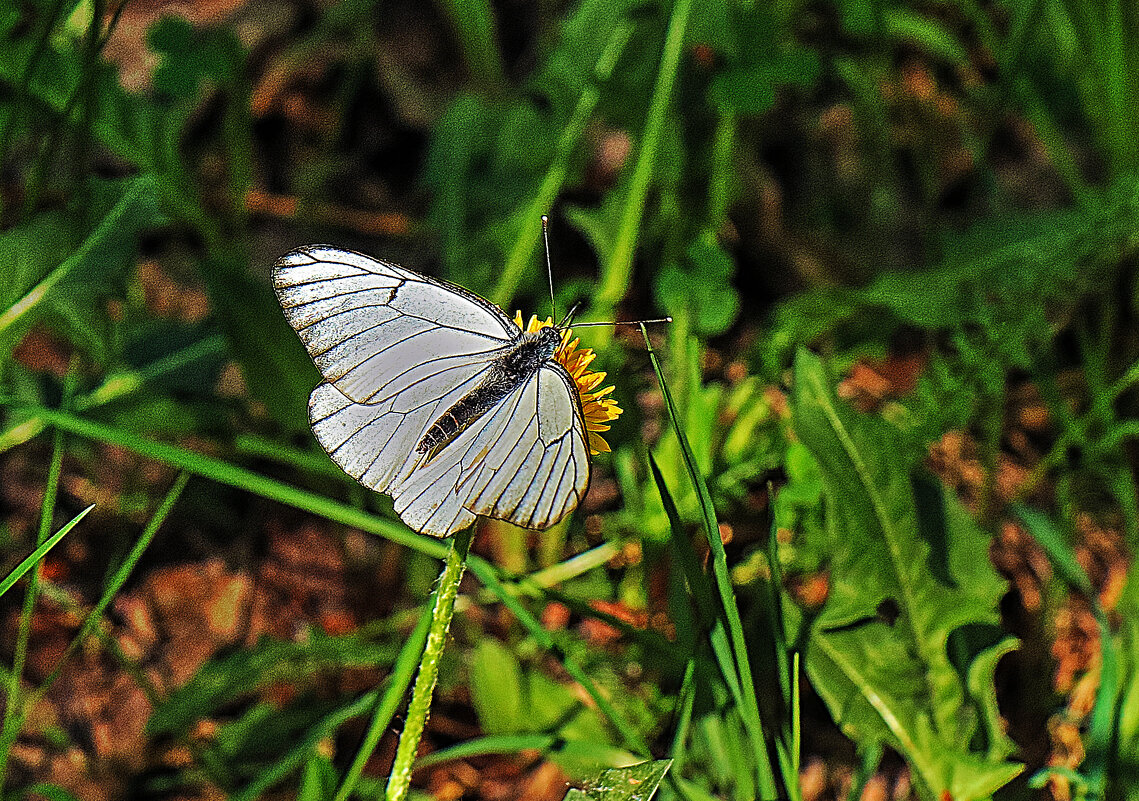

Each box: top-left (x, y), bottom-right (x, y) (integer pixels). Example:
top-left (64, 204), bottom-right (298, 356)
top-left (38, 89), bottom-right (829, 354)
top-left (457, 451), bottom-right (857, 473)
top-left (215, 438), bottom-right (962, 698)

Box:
top-left (276, 245), bottom-right (592, 538)
top-left (274, 246), bottom-right (517, 403)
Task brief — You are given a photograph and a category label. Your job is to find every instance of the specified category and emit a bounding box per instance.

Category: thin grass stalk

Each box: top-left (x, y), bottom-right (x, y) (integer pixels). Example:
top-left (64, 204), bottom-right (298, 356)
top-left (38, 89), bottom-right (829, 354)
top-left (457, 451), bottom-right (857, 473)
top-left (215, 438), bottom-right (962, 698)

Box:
top-left (0, 427), bottom-right (64, 789)
top-left (21, 473), bottom-right (189, 711)
top-left (0, 507), bottom-right (90, 600)
top-left (640, 326), bottom-right (780, 798)
top-left (436, 0), bottom-right (507, 95)
top-left (490, 21), bottom-right (633, 307)
top-left (596, 0), bottom-right (695, 314)
top-left (335, 605), bottom-right (433, 801)
top-left (385, 528), bottom-right (473, 801)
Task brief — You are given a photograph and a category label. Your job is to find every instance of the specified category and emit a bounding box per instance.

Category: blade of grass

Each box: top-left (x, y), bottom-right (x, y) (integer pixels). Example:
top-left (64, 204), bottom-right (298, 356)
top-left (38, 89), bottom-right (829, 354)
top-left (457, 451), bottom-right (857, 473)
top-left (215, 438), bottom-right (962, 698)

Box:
top-left (640, 326), bottom-right (779, 798)
top-left (20, 473), bottom-right (189, 714)
top-left (436, 0), bottom-right (506, 95)
top-left (0, 175), bottom-right (161, 357)
top-left (334, 604), bottom-right (432, 801)
top-left (490, 20), bottom-right (633, 307)
top-left (235, 690), bottom-right (380, 801)
top-left (0, 505), bottom-right (92, 600)
top-left (16, 402), bottom-right (449, 559)
top-left (0, 424), bottom-right (65, 790)
top-left (413, 734), bottom-right (558, 767)
top-left (596, 0), bottom-right (695, 313)
top-left (2, 333), bottom-right (227, 453)
top-left (667, 659), bottom-right (697, 779)
top-left (648, 449), bottom-right (758, 792)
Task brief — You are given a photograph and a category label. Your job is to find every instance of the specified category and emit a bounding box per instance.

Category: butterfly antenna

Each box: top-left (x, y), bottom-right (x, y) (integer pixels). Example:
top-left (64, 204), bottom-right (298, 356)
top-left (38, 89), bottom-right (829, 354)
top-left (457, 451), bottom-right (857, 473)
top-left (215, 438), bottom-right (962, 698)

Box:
top-left (542, 215), bottom-right (557, 323)
top-left (570, 317), bottom-right (673, 327)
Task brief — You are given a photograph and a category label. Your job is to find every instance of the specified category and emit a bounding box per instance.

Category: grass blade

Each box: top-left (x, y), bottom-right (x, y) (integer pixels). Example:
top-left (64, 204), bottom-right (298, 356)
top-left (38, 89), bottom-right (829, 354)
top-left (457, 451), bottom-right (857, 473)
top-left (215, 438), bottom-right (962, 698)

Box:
top-left (640, 327), bottom-right (778, 798)
top-left (0, 504), bottom-right (93, 600)
top-left (334, 604), bottom-right (433, 801)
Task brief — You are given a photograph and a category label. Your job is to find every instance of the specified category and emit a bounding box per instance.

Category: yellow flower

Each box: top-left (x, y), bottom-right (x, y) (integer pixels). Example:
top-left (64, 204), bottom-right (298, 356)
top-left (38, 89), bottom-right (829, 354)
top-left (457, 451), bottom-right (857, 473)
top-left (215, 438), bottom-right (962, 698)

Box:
top-left (515, 312), bottom-right (622, 455)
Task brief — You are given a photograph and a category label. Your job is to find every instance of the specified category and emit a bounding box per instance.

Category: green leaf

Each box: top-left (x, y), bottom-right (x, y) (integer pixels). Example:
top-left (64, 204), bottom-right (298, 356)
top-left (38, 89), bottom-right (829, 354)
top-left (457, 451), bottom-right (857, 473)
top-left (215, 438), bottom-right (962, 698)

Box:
top-left (469, 639), bottom-right (526, 735)
top-left (883, 10), bottom-right (968, 64)
top-left (149, 16), bottom-right (244, 99)
top-left (655, 234), bottom-right (739, 336)
top-left (564, 759), bottom-right (672, 801)
top-left (790, 349), bottom-right (1022, 800)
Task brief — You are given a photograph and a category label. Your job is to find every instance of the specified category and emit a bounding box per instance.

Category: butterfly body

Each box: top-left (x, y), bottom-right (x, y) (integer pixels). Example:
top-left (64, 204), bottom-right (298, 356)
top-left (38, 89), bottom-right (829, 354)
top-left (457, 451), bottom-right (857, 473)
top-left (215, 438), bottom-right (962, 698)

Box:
top-left (418, 327), bottom-right (565, 457)
top-left (273, 245), bottom-right (592, 538)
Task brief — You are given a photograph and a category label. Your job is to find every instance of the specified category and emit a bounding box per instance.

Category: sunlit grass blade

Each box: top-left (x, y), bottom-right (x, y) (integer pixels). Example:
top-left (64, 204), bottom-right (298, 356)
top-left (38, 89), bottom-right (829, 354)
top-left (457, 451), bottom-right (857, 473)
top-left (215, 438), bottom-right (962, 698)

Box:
top-left (414, 734), bottom-right (634, 770)
top-left (0, 504), bottom-right (93, 600)
top-left (16, 402), bottom-right (448, 559)
top-left (640, 326), bottom-right (780, 798)
top-left (489, 21), bottom-right (632, 307)
top-left (0, 425), bottom-right (67, 791)
top-left (594, 0), bottom-right (694, 314)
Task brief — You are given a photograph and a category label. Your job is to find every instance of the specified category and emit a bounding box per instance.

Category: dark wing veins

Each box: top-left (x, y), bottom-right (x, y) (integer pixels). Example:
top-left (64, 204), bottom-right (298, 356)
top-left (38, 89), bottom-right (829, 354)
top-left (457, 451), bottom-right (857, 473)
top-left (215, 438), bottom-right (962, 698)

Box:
top-left (416, 328), bottom-right (562, 460)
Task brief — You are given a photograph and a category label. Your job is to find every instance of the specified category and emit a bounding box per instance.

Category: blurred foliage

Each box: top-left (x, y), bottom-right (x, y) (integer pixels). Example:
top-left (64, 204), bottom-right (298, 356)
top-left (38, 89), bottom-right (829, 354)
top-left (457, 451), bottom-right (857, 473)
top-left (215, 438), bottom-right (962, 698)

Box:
top-left (3, 0), bottom-right (1139, 798)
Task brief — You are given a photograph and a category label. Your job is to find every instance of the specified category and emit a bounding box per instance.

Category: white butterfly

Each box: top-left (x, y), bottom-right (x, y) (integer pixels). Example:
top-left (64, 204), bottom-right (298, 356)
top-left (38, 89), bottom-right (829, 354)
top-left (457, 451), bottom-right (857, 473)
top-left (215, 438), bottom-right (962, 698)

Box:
top-left (273, 245), bottom-right (592, 538)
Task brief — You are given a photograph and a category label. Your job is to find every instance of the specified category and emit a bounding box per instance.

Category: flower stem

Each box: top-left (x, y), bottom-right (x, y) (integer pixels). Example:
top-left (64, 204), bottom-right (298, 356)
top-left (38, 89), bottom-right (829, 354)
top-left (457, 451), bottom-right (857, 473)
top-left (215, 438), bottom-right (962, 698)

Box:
top-left (385, 528), bottom-right (473, 801)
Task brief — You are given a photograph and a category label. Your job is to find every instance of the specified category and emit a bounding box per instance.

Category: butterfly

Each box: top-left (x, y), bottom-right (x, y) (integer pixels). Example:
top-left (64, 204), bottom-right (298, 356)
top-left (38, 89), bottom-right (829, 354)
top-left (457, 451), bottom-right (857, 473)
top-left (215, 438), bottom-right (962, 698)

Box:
top-left (273, 244), bottom-right (601, 538)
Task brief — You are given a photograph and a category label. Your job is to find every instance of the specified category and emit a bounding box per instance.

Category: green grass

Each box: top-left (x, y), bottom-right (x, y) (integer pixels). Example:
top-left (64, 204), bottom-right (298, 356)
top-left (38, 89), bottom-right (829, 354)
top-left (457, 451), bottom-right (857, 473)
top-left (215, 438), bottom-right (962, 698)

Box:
top-left (4, 0), bottom-right (1139, 799)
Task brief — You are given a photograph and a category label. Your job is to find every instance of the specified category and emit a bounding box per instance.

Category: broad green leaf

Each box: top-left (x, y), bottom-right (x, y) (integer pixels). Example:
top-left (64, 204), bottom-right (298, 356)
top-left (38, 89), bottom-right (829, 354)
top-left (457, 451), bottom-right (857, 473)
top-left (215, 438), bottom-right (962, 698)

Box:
top-left (789, 349), bottom-right (1022, 800)
top-left (564, 759), bottom-right (672, 801)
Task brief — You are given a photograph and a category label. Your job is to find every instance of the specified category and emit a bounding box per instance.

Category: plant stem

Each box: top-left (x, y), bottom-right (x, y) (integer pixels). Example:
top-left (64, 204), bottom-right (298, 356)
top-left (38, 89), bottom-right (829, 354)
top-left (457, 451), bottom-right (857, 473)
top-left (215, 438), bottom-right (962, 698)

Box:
top-left (384, 528), bottom-right (473, 801)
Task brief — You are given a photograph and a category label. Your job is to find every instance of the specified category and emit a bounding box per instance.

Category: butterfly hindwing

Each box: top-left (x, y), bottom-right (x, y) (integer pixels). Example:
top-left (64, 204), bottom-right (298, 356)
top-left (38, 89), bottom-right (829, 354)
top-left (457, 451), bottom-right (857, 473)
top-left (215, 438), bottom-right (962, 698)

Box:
top-left (391, 361), bottom-right (589, 536)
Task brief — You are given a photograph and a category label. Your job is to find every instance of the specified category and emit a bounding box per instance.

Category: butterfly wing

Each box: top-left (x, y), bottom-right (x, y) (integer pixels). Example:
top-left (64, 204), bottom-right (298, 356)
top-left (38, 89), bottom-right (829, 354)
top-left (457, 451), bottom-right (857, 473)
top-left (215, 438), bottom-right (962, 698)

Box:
top-left (314, 357), bottom-right (592, 537)
top-left (274, 245), bottom-right (517, 404)
top-left (390, 361), bottom-right (590, 536)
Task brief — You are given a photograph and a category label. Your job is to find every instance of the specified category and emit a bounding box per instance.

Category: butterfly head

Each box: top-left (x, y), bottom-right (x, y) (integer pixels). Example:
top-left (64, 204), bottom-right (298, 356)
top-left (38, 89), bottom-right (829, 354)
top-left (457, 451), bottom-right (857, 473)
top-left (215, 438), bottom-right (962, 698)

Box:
top-left (512, 310), bottom-right (621, 455)
top-left (535, 324), bottom-right (563, 358)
